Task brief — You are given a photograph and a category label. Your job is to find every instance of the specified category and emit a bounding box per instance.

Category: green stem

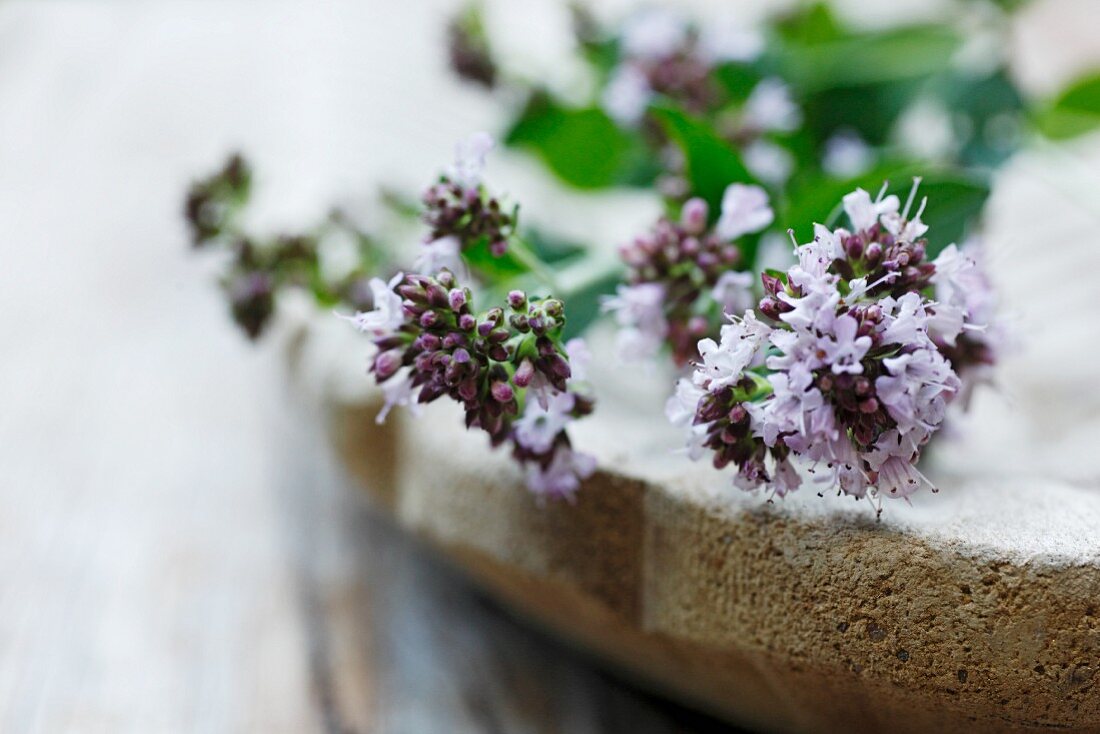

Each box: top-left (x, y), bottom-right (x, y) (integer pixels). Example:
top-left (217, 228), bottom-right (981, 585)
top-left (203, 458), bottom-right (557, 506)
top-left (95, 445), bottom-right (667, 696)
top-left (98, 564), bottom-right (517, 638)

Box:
top-left (553, 253), bottom-right (624, 301)
top-left (508, 235), bottom-right (562, 292)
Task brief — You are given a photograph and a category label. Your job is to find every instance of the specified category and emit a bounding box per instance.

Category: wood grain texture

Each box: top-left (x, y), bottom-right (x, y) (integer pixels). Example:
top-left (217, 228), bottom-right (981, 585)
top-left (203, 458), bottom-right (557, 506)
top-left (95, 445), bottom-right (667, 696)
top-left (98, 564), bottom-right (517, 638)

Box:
top-left (281, 394), bottom-right (746, 734)
top-left (0, 3), bottom-right (746, 731)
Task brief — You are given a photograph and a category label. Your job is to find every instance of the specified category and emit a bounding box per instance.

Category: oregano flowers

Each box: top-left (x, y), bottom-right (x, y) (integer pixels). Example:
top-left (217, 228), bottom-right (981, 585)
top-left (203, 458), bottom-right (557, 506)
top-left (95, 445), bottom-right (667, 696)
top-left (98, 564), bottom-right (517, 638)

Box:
top-left (668, 181), bottom-right (1000, 506)
top-left (190, 131), bottom-right (1001, 510)
top-left (345, 270), bottom-right (595, 500)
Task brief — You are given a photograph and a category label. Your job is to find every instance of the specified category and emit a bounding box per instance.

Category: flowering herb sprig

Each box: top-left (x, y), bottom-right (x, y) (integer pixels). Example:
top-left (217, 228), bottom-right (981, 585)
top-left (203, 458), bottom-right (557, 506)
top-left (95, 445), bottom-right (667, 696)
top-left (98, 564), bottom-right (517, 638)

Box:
top-left (668, 181), bottom-right (1000, 507)
top-left (344, 269), bottom-right (596, 500)
top-left (186, 154), bottom-right (387, 339)
top-left (603, 183), bottom-right (773, 366)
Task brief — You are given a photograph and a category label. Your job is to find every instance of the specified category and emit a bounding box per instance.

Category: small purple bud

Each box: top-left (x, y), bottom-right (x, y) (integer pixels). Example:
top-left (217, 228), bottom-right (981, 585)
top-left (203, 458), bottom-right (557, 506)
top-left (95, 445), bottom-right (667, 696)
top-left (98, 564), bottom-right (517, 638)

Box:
top-left (417, 333), bottom-right (442, 351)
top-left (425, 282), bottom-right (449, 308)
top-left (373, 350), bottom-right (402, 380)
top-left (458, 313), bottom-right (476, 331)
top-left (488, 328), bottom-right (510, 344)
top-left (681, 197), bottom-right (708, 235)
top-left (544, 353), bottom-right (572, 380)
top-left (490, 381), bottom-right (514, 403)
top-left (536, 336), bottom-right (556, 356)
top-left (846, 236), bottom-right (863, 260)
top-left (507, 290), bottom-right (527, 311)
top-left (436, 270), bottom-right (456, 289)
top-left (514, 358), bottom-right (534, 387)
top-left (490, 240), bottom-right (508, 257)
top-left (458, 378), bottom-right (478, 401)
top-left (398, 284), bottom-right (425, 302)
top-left (488, 344), bottom-right (509, 362)
top-left (542, 299), bottom-right (563, 319)
top-left (448, 288), bottom-right (467, 311)
top-left (419, 382), bottom-right (444, 403)
top-left (865, 243), bottom-right (882, 264)
top-left (859, 397), bottom-right (879, 414)
top-left (452, 347), bottom-right (471, 364)
top-left (445, 359), bottom-right (464, 384)
top-left (477, 320), bottom-right (494, 337)
top-left (420, 311), bottom-right (439, 328)
top-left (854, 377), bottom-right (871, 396)
top-left (509, 314), bottom-right (530, 332)
top-left (374, 334), bottom-right (406, 351)
top-left (729, 404), bottom-right (748, 424)
top-left (528, 315), bottom-right (544, 333)
top-left (442, 332), bottom-right (465, 349)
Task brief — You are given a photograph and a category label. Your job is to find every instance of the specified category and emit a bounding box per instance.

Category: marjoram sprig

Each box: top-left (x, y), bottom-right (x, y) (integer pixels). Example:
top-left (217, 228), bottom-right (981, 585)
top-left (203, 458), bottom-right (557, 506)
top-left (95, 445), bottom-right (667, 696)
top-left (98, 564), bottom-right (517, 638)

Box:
top-left (604, 183), bottom-right (772, 366)
top-left (345, 268), bottom-right (596, 501)
top-left (668, 180), bottom-right (1001, 507)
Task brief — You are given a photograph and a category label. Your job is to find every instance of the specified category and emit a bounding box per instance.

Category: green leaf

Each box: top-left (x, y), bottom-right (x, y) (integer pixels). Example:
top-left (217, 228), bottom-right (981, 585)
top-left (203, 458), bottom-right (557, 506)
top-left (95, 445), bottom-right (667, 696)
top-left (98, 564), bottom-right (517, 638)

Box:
top-left (927, 69), bottom-right (1026, 167)
top-left (561, 268), bottom-right (621, 340)
top-left (797, 78), bottom-right (923, 147)
top-left (523, 227), bottom-right (587, 265)
top-left (1038, 72), bottom-right (1100, 140)
top-left (504, 93), bottom-right (658, 189)
top-left (913, 175), bottom-right (991, 256)
top-left (774, 25), bottom-right (960, 92)
top-left (771, 3), bottom-right (845, 46)
top-left (650, 104), bottom-right (753, 213)
top-left (462, 236), bottom-right (529, 280)
top-left (711, 62), bottom-right (763, 104)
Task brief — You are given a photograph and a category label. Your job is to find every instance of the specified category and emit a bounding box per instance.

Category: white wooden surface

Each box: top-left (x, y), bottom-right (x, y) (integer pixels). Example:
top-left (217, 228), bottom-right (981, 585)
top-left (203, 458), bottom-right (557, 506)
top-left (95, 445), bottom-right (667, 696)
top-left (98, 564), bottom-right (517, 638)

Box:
top-left (1, 1), bottom-right (1098, 732)
top-left (0, 2), bottom-right (738, 732)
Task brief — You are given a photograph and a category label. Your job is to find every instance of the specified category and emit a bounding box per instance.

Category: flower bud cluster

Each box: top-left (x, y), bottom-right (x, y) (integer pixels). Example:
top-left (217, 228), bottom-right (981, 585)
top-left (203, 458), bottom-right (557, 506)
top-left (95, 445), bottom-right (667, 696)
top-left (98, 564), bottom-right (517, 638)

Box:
top-left (185, 153), bottom-right (251, 245)
top-left (601, 8), bottom-right (764, 127)
top-left (346, 270), bottom-right (596, 500)
top-left (668, 182), bottom-right (998, 506)
top-left (604, 184), bottom-right (772, 366)
top-left (446, 6), bottom-right (496, 89)
top-left (418, 133), bottom-right (514, 273)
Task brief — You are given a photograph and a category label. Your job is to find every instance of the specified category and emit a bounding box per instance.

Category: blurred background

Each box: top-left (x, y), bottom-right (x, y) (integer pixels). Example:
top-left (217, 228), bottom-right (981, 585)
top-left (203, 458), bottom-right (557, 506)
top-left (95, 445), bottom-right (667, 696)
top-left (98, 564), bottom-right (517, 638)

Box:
top-left (2, 0), bottom-right (1100, 731)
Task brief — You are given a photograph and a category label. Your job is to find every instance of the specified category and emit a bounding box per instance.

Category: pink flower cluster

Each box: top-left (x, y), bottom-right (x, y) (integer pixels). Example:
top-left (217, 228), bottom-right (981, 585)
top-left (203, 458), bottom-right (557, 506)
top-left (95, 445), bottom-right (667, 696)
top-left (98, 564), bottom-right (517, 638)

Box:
top-left (604, 184), bottom-right (772, 366)
top-left (344, 270), bottom-right (596, 501)
top-left (668, 182), bottom-right (999, 504)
